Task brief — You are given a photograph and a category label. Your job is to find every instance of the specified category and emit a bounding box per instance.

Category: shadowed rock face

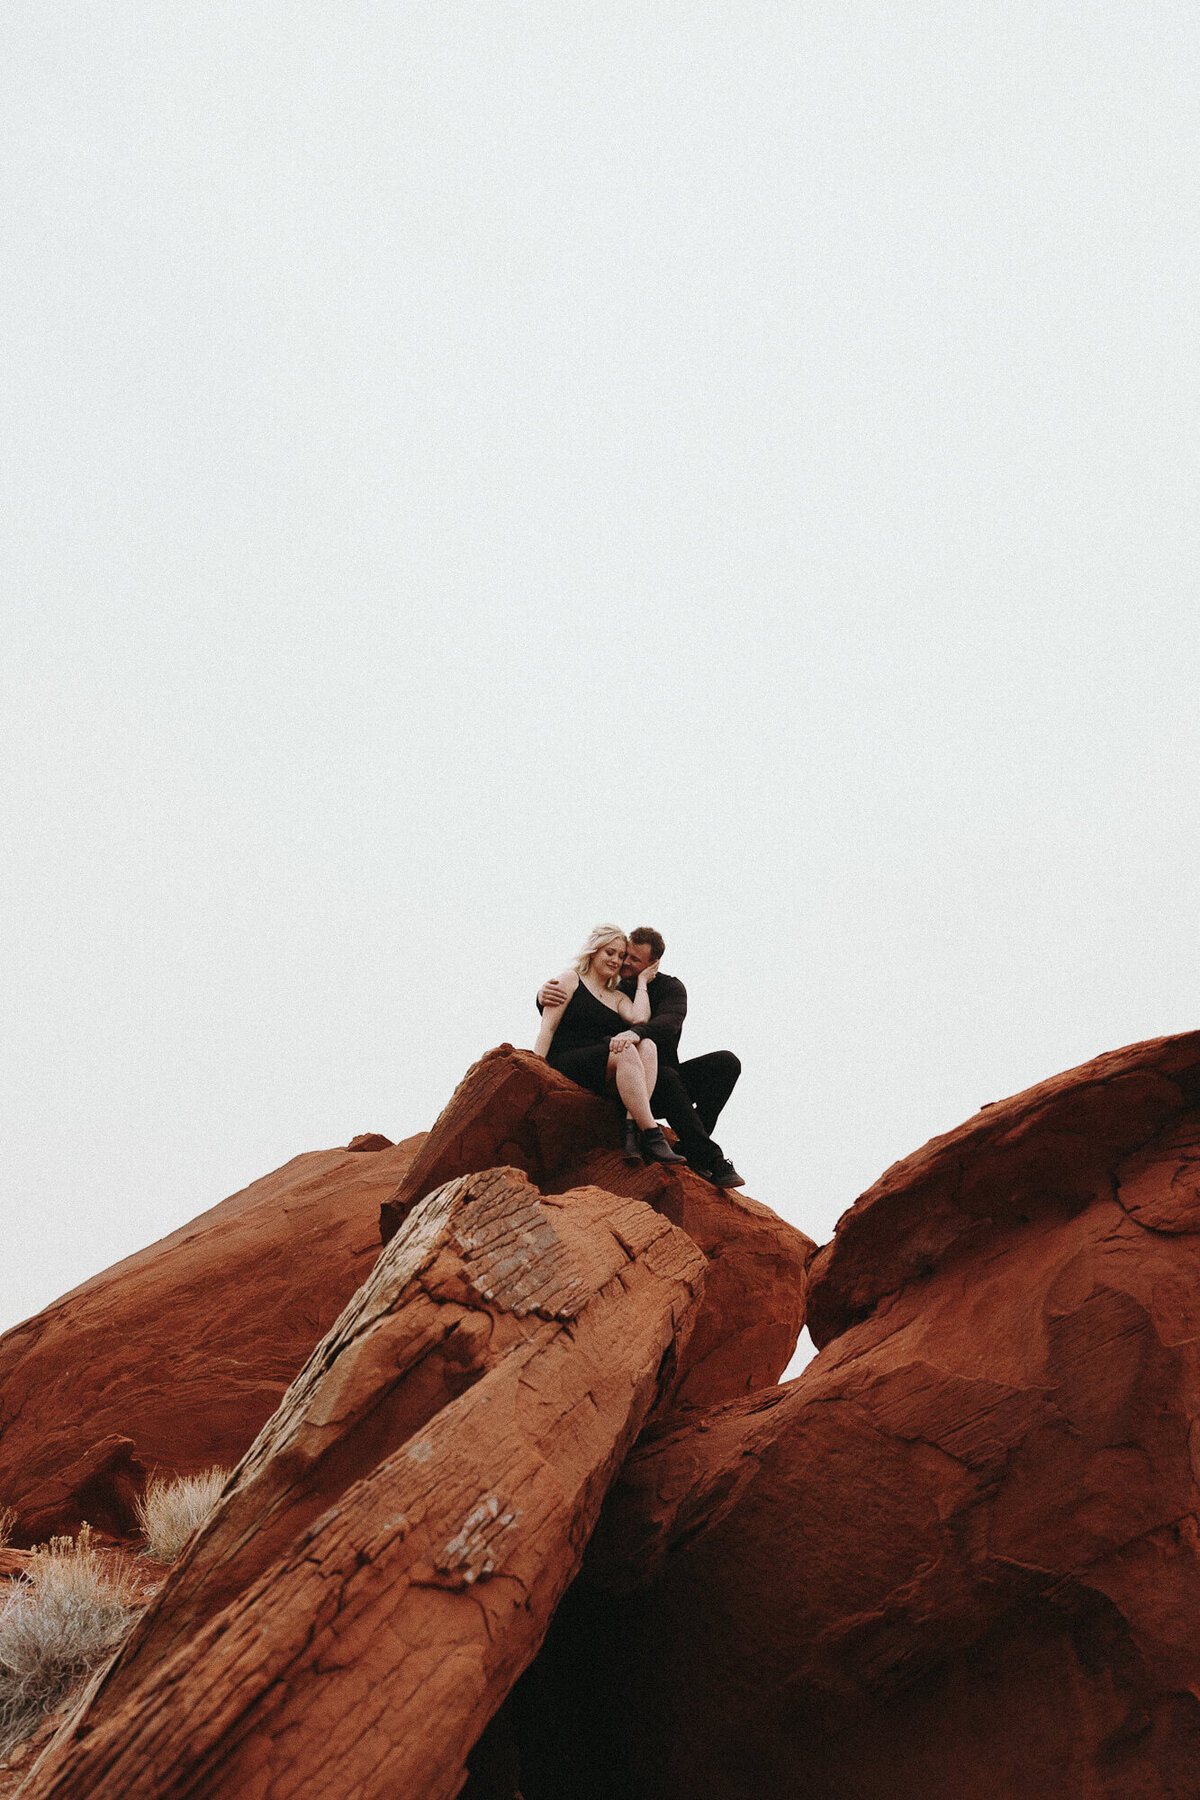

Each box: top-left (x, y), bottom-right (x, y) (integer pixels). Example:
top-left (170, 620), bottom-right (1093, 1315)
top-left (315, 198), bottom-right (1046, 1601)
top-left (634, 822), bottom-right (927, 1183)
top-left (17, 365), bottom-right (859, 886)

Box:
top-left (13, 1437), bottom-right (149, 1544)
top-left (380, 1045), bottom-right (816, 1405)
top-left (0, 1135), bottom-right (425, 1542)
top-left (509, 1029), bottom-right (1200, 1800)
top-left (23, 1167), bottom-right (706, 1800)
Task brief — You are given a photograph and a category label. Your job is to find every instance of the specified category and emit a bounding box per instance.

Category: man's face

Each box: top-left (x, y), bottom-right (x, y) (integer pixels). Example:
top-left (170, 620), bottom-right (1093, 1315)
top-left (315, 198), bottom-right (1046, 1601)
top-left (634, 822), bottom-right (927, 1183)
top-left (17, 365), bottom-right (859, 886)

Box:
top-left (621, 940), bottom-right (654, 980)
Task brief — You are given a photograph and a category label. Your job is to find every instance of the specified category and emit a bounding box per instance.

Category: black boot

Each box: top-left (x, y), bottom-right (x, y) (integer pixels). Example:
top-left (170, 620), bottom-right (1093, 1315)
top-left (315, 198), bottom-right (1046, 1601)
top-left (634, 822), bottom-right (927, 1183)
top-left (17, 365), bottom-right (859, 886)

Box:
top-left (623, 1117), bottom-right (645, 1162)
top-left (640, 1126), bottom-right (687, 1165)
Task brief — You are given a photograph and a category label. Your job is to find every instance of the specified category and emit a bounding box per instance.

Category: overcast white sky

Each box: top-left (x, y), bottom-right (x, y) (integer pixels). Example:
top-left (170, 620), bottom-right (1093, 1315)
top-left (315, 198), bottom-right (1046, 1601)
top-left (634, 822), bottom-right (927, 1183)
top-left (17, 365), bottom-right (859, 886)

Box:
top-left (4, 6), bottom-right (1199, 1361)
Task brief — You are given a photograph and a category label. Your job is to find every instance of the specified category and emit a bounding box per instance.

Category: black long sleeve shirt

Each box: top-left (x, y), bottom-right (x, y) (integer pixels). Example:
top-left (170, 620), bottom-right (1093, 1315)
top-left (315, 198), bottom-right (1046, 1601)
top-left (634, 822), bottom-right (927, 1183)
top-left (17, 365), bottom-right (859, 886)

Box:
top-left (619, 972), bottom-right (687, 1067)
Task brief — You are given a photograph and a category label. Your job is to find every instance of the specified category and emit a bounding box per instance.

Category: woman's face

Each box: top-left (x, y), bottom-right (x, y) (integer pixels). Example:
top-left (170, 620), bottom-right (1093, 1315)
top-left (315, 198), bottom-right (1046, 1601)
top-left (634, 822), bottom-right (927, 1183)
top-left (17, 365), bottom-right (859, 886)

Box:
top-left (593, 938), bottom-right (627, 983)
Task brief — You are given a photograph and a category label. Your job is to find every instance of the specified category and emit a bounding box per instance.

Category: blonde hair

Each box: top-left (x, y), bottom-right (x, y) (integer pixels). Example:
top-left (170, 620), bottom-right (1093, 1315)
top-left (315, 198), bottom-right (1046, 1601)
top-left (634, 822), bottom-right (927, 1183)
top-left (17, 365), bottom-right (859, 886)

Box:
top-left (572, 924), bottom-right (628, 990)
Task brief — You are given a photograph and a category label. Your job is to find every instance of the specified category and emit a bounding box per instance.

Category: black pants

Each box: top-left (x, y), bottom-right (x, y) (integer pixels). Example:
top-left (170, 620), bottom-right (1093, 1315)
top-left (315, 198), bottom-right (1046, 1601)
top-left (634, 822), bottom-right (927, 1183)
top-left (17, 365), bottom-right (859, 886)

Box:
top-left (650, 1050), bottom-right (741, 1169)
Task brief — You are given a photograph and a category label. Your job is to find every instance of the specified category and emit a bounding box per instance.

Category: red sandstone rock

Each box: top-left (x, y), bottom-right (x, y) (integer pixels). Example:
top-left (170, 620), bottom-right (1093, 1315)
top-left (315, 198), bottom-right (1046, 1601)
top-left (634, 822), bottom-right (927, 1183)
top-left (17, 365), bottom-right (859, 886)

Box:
top-left (381, 1046), bottom-right (815, 1404)
top-left (541, 1147), bottom-right (811, 1406)
top-left (379, 1047), bottom-right (623, 1239)
top-left (806, 1028), bottom-right (1200, 1347)
top-left (346, 1133), bottom-right (394, 1152)
top-left (28, 1029), bottom-right (1199, 1799)
top-left (15, 1437), bottom-right (148, 1545)
top-left (520, 1030), bottom-right (1200, 1798)
top-left (0, 1135), bottom-right (424, 1542)
top-left (24, 1166), bottom-right (705, 1800)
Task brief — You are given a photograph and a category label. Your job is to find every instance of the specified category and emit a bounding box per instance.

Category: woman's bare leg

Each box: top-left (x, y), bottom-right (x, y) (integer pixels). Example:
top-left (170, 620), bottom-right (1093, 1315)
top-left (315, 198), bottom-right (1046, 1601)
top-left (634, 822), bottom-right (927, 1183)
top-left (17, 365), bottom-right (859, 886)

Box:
top-left (609, 1043), bottom-right (656, 1130)
top-left (636, 1037), bottom-right (658, 1102)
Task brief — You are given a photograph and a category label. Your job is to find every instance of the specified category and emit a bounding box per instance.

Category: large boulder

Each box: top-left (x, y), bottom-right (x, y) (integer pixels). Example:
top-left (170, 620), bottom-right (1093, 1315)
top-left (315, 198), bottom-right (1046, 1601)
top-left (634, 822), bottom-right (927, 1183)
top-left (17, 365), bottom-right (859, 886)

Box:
top-left (381, 1046), bottom-right (815, 1404)
top-left (505, 1030), bottom-right (1200, 1799)
top-left (378, 1048), bottom-right (623, 1227)
top-left (24, 1166), bottom-right (705, 1800)
top-left (806, 1028), bottom-right (1200, 1347)
top-left (0, 1134), bottom-right (424, 1542)
top-left (11, 1436), bottom-right (149, 1545)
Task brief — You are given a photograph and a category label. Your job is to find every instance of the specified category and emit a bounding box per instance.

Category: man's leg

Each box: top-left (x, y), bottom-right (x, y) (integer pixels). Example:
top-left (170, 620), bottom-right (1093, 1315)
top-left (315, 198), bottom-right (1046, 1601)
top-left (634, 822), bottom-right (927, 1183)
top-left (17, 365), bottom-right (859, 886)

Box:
top-left (649, 1064), bottom-right (721, 1171)
top-left (678, 1051), bottom-right (741, 1138)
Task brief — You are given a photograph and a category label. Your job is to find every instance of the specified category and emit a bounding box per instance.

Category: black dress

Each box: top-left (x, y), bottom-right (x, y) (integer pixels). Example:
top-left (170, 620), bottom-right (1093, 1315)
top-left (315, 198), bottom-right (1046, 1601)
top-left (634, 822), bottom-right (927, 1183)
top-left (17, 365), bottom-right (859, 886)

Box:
top-left (546, 979), bottom-right (628, 1097)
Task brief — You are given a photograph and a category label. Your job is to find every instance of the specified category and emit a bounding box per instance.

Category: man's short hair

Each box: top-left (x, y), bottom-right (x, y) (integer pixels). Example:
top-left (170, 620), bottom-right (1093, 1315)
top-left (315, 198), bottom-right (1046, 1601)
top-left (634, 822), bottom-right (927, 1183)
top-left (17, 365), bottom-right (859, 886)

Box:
top-left (630, 926), bottom-right (665, 961)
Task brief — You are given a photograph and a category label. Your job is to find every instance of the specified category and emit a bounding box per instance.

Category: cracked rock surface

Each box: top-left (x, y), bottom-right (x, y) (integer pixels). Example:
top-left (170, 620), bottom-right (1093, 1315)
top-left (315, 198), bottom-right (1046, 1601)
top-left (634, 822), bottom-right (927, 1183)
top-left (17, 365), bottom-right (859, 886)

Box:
top-left (20, 1166), bottom-right (705, 1800)
top-left (380, 1045), bottom-right (815, 1405)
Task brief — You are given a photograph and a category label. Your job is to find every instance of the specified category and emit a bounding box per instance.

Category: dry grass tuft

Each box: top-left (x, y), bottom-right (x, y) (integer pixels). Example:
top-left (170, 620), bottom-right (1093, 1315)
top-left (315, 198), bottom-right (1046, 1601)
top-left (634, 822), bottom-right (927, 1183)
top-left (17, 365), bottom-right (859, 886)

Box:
top-left (0, 1508), bottom-right (15, 1553)
top-left (0, 1524), bottom-right (138, 1760)
top-left (135, 1468), bottom-right (229, 1564)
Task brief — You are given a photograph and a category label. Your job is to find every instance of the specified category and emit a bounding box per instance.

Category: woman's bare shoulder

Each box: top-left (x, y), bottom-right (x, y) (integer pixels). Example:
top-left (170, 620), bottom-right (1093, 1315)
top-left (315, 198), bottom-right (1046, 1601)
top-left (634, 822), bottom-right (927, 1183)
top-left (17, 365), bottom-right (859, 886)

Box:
top-left (555, 968), bottom-right (580, 994)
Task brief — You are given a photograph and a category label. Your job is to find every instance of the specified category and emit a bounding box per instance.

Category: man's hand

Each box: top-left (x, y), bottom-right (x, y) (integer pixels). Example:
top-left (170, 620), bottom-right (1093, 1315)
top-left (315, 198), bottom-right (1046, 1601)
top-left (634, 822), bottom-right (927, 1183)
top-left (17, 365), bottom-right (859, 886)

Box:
top-left (538, 977), bottom-right (570, 1009)
top-left (609, 1031), bottom-right (641, 1053)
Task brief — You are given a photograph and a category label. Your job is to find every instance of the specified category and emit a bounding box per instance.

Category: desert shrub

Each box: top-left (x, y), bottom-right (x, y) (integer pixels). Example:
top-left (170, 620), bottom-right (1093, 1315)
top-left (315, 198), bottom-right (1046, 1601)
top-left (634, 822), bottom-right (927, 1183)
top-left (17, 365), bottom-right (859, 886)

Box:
top-left (0, 1508), bottom-right (14, 1552)
top-left (0, 1524), bottom-right (138, 1760)
top-left (135, 1468), bottom-right (228, 1563)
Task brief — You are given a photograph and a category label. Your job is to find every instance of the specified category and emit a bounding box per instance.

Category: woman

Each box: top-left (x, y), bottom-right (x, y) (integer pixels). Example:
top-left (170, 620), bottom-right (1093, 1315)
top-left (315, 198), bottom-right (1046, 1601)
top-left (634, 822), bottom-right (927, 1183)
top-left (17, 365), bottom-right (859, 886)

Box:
top-left (534, 924), bottom-right (686, 1165)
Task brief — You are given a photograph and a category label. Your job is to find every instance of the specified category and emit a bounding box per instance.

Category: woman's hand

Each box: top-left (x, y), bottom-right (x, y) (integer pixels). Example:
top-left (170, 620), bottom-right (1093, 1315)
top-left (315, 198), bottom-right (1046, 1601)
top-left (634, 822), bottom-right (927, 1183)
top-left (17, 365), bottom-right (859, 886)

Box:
top-left (637, 959), bottom-right (661, 985)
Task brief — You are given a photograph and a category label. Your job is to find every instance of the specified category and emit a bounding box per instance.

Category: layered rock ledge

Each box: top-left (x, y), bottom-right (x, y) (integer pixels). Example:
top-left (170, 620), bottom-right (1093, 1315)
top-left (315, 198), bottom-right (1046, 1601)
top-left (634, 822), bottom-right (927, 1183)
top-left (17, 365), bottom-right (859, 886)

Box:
top-left (23, 1166), bottom-right (705, 1800)
top-left (380, 1044), bottom-right (816, 1405)
top-left (11, 1034), bottom-right (1200, 1799)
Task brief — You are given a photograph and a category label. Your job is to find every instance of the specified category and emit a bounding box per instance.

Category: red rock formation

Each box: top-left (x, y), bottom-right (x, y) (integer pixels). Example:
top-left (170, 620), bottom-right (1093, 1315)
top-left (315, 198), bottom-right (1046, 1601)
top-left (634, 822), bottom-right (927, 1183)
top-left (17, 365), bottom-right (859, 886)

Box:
top-left (0, 1135), bottom-right (424, 1543)
top-left (515, 1030), bottom-right (1200, 1799)
top-left (24, 1167), bottom-right (705, 1800)
top-left (14, 1437), bottom-right (148, 1545)
top-left (540, 1148), bottom-right (810, 1407)
top-left (0, 1548), bottom-right (32, 1581)
top-left (29, 1031), bottom-right (1200, 1799)
top-left (805, 1028), bottom-right (1200, 1347)
top-left (379, 1047), bottom-right (623, 1238)
top-left (381, 1046), bottom-right (815, 1404)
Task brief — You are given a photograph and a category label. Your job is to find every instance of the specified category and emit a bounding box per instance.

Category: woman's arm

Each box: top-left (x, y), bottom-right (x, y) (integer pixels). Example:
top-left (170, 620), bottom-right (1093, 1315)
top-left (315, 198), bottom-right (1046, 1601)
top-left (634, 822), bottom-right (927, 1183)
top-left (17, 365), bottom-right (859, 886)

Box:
top-left (534, 970), bottom-right (578, 1058)
top-left (615, 960), bottom-right (659, 1023)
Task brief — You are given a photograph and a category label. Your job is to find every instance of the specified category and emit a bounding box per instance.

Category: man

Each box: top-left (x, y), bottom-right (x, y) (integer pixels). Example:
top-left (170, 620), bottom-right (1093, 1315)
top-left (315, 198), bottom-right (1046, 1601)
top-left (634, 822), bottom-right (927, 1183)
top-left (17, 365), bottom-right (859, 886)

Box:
top-left (538, 926), bottom-right (745, 1188)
